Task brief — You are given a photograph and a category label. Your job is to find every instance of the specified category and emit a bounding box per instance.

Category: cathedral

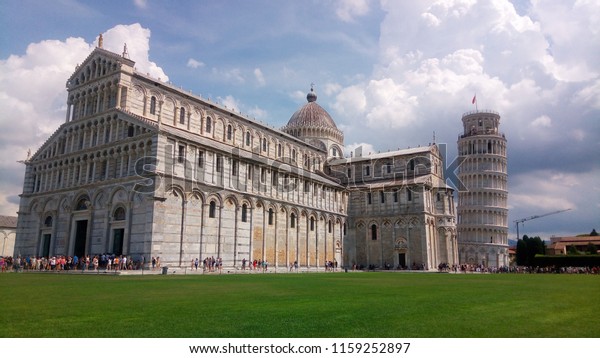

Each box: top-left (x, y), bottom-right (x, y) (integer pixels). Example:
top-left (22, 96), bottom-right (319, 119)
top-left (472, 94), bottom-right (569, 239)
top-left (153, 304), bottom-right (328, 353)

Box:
top-left (14, 42), bottom-right (461, 270)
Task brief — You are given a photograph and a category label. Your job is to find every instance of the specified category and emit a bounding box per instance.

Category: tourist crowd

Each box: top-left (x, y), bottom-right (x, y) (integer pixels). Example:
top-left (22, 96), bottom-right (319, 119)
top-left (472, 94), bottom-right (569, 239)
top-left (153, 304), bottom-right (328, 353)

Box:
top-left (1, 255), bottom-right (597, 274)
top-left (0, 254), bottom-right (149, 272)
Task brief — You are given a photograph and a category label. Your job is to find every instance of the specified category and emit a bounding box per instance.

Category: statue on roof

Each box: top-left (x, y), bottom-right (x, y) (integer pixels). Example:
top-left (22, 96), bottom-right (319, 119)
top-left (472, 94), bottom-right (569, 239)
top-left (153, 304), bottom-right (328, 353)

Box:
top-left (122, 43), bottom-right (130, 59)
top-left (98, 34), bottom-right (103, 48)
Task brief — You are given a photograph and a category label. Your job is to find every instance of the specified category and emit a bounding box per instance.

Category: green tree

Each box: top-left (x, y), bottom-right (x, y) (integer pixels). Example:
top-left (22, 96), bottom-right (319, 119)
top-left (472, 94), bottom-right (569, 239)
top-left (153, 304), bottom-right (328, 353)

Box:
top-left (590, 229), bottom-right (598, 236)
top-left (586, 242), bottom-right (598, 255)
top-left (516, 235), bottom-right (546, 266)
top-left (516, 239), bottom-right (528, 266)
top-left (567, 245), bottom-right (580, 255)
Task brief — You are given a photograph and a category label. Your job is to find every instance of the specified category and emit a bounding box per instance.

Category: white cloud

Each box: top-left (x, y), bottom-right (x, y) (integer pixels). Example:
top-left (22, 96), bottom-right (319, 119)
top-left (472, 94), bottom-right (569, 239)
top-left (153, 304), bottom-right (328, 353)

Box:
top-left (133, 0), bottom-right (147, 9)
top-left (248, 106), bottom-right (268, 120)
top-left (101, 24), bottom-right (169, 81)
top-left (422, 0), bottom-right (476, 26)
top-left (344, 142), bottom-right (377, 157)
top-left (364, 78), bottom-right (418, 128)
top-left (572, 79), bottom-right (600, 109)
top-left (323, 82), bottom-right (342, 96)
top-left (421, 12), bottom-right (441, 27)
top-left (290, 90), bottom-right (307, 102)
top-left (187, 58), bottom-right (205, 69)
top-left (332, 85), bottom-right (367, 116)
top-left (212, 67), bottom-right (245, 84)
top-left (218, 95), bottom-right (240, 112)
top-left (254, 68), bottom-right (266, 87)
top-left (510, 170), bottom-right (578, 214)
top-left (336, 0), bottom-right (370, 22)
top-left (531, 115), bottom-right (552, 128)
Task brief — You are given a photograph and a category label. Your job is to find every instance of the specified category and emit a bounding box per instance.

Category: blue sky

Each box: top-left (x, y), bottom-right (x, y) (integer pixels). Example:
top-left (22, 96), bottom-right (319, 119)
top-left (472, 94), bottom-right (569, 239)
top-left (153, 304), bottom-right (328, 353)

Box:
top-left (0, 0), bottom-right (598, 239)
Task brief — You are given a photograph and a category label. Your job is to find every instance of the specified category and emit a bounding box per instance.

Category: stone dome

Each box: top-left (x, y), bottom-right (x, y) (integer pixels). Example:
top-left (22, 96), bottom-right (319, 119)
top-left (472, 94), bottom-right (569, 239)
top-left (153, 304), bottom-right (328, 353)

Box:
top-left (285, 88), bottom-right (339, 130)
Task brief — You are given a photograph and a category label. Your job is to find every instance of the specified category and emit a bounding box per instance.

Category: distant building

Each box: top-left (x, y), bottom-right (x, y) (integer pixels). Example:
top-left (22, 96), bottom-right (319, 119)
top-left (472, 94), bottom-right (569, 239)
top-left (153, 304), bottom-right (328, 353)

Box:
top-left (546, 236), bottom-right (600, 255)
top-left (456, 110), bottom-right (509, 267)
top-left (14, 41), bottom-right (457, 270)
top-left (0, 215), bottom-right (17, 257)
top-left (328, 147), bottom-right (458, 269)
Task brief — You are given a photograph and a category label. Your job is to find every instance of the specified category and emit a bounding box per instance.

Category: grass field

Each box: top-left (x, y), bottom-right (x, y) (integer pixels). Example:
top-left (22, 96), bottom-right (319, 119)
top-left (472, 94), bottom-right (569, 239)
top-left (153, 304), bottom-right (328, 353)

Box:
top-left (1, 272), bottom-right (598, 338)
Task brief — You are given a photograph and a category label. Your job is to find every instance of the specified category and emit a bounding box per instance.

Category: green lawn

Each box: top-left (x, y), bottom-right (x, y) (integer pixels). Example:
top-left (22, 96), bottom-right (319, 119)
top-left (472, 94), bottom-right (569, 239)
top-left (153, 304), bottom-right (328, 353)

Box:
top-left (1, 272), bottom-right (598, 338)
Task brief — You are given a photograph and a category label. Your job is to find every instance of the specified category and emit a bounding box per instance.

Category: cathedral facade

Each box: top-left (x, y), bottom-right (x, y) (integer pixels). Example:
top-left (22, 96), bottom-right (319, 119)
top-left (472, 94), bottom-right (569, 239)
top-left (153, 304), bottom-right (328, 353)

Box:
top-left (14, 45), bottom-right (458, 270)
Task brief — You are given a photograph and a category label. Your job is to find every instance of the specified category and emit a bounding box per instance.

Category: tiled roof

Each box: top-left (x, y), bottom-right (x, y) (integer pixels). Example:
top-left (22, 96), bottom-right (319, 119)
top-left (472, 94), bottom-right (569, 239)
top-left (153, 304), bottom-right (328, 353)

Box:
top-left (0, 215), bottom-right (18, 228)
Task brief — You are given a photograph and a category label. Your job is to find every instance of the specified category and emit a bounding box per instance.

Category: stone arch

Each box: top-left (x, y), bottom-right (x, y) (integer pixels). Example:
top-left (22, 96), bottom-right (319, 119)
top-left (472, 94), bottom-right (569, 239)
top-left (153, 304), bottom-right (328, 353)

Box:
top-left (42, 197), bottom-right (59, 213)
top-left (92, 190), bottom-right (107, 210)
top-left (205, 192), bottom-right (224, 208)
top-left (148, 89), bottom-right (164, 102)
top-left (214, 117), bottom-right (225, 141)
top-left (224, 194), bottom-right (239, 208)
top-left (186, 189), bottom-right (205, 203)
top-left (112, 205), bottom-right (127, 221)
top-left (165, 184), bottom-right (186, 200)
top-left (73, 192), bottom-right (92, 211)
top-left (108, 187), bottom-right (128, 205)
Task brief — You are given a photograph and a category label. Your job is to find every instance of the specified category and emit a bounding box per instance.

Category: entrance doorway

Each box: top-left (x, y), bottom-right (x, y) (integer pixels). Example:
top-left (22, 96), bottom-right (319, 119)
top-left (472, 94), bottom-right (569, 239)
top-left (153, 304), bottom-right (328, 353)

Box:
top-left (42, 234), bottom-right (51, 257)
top-left (398, 253), bottom-right (406, 269)
top-left (74, 220), bottom-right (88, 257)
top-left (112, 228), bottom-right (124, 255)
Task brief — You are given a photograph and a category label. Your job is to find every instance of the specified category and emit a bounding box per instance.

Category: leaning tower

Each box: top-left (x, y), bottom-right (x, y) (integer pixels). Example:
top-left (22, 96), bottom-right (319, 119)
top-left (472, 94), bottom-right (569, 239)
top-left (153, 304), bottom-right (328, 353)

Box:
top-left (456, 110), bottom-right (508, 267)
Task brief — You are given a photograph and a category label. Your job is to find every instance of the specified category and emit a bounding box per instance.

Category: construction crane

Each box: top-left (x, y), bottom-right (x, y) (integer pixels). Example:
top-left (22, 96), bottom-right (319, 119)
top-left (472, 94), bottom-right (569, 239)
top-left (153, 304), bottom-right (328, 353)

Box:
top-left (514, 208), bottom-right (571, 240)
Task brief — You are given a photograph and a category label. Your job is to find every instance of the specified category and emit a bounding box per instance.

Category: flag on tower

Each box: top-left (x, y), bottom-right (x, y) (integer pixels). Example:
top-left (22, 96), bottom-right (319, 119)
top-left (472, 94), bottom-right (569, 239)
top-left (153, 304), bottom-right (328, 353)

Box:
top-left (472, 95), bottom-right (477, 104)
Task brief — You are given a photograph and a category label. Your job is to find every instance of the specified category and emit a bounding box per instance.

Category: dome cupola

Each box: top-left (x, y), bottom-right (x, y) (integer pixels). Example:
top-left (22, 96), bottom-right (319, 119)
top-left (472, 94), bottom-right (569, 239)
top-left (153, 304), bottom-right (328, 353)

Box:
top-left (282, 86), bottom-right (344, 158)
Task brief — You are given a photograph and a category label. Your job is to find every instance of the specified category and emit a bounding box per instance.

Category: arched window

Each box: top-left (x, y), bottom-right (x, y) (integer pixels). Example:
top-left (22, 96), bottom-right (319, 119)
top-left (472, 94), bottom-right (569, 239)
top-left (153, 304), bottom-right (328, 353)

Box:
top-left (206, 117), bottom-right (212, 133)
top-left (113, 207), bottom-right (126, 221)
top-left (328, 220), bottom-right (332, 233)
top-left (209, 201), bottom-right (216, 218)
top-left (290, 213), bottom-right (296, 228)
top-left (75, 196), bottom-right (90, 211)
top-left (44, 216), bottom-right (53, 227)
top-left (310, 217), bottom-right (315, 231)
top-left (245, 131), bottom-right (251, 146)
top-left (371, 224), bottom-right (377, 240)
top-left (268, 208), bottom-right (274, 225)
top-left (241, 204), bottom-right (248, 222)
top-left (179, 107), bottom-right (186, 124)
top-left (227, 125), bottom-right (233, 140)
top-left (278, 143), bottom-right (282, 157)
top-left (262, 138), bottom-right (267, 152)
top-left (150, 96), bottom-right (156, 115)
top-left (292, 149), bottom-right (296, 163)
